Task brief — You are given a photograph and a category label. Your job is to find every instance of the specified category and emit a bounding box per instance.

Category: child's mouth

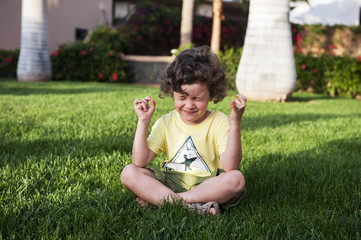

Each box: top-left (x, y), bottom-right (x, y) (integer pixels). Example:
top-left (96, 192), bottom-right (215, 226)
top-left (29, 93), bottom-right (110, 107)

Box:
top-left (184, 110), bottom-right (196, 115)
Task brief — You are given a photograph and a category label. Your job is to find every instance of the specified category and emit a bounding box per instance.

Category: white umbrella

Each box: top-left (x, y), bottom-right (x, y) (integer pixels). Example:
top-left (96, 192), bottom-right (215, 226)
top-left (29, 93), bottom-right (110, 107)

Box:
top-left (290, 0), bottom-right (361, 26)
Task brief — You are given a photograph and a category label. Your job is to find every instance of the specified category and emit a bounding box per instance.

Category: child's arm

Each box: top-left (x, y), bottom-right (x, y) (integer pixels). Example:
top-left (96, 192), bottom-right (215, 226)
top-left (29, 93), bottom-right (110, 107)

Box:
top-left (132, 96), bottom-right (156, 167)
top-left (220, 94), bottom-right (247, 171)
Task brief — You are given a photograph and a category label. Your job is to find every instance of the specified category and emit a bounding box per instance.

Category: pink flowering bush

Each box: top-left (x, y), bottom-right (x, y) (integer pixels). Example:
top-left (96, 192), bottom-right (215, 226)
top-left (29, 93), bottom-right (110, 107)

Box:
top-left (0, 49), bottom-right (19, 78)
top-left (192, 16), bottom-right (246, 50)
top-left (90, 2), bottom-right (180, 56)
top-left (51, 41), bottom-right (127, 82)
top-left (90, 2), bottom-right (247, 56)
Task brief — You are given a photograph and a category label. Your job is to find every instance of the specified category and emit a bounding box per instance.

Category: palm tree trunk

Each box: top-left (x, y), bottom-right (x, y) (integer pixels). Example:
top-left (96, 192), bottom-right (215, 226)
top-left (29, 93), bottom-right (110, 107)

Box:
top-left (180, 0), bottom-right (195, 47)
top-left (211, 0), bottom-right (222, 53)
top-left (236, 0), bottom-right (296, 102)
top-left (17, 0), bottom-right (52, 82)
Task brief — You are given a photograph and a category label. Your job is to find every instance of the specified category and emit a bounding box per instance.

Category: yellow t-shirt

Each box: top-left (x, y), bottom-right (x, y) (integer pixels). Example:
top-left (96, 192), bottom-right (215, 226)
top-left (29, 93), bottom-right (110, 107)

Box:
top-left (147, 110), bottom-right (229, 177)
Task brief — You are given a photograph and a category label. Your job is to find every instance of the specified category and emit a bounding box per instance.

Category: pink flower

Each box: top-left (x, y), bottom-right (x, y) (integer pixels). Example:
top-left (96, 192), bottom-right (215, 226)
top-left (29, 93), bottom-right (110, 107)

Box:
top-left (109, 51), bottom-right (113, 56)
top-left (89, 47), bottom-right (94, 52)
top-left (358, 56), bottom-right (361, 62)
top-left (113, 73), bottom-right (118, 82)
top-left (331, 44), bottom-right (337, 50)
top-left (51, 51), bottom-right (58, 57)
top-left (5, 57), bottom-right (12, 63)
top-left (98, 73), bottom-right (103, 79)
top-left (81, 51), bottom-right (87, 56)
top-left (120, 53), bottom-right (125, 59)
top-left (301, 64), bottom-right (306, 70)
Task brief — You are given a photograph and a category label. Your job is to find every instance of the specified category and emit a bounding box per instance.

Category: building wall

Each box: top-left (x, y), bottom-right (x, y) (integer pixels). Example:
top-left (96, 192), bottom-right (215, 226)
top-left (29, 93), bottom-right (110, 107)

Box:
top-left (0, 0), bottom-right (112, 52)
top-left (0, 0), bottom-right (22, 50)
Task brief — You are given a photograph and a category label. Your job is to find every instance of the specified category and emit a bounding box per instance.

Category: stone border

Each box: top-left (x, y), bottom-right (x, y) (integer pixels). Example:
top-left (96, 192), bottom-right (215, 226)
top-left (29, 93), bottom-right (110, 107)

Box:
top-left (123, 55), bottom-right (173, 85)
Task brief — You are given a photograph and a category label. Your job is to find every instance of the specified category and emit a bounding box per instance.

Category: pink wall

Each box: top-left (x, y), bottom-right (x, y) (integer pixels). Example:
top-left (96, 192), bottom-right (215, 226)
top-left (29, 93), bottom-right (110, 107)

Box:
top-left (0, 0), bottom-right (22, 50)
top-left (0, 0), bottom-right (112, 52)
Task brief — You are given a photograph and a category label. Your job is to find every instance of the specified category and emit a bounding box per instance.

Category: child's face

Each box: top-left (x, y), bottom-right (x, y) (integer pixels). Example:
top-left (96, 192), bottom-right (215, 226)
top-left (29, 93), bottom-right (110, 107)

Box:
top-left (173, 83), bottom-right (211, 125)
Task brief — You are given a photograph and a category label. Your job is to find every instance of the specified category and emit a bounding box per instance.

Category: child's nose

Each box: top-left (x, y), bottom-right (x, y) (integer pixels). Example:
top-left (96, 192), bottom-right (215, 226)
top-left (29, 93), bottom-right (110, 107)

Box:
top-left (185, 100), bottom-right (195, 108)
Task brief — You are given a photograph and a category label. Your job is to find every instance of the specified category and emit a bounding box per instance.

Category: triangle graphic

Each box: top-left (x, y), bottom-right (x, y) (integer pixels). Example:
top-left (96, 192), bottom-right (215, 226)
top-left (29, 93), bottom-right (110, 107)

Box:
top-left (163, 136), bottom-right (211, 172)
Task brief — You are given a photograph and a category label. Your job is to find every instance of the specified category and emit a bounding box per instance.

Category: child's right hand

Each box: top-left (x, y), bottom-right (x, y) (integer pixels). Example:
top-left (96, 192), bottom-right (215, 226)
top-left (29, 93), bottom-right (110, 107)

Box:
top-left (133, 96), bottom-right (156, 122)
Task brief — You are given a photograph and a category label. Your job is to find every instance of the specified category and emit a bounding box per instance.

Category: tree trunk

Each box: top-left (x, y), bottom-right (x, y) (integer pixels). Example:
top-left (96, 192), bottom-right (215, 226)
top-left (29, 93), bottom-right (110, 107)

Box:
top-left (236, 0), bottom-right (296, 102)
top-left (211, 0), bottom-right (222, 53)
top-left (17, 0), bottom-right (52, 82)
top-left (180, 0), bottom-right (195, 47)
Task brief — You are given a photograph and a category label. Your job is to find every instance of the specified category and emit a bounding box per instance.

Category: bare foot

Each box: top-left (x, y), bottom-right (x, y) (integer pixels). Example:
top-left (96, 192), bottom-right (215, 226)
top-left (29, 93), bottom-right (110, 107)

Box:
top-left (135, 196), bottom-right (149, 209)
top-left (209, 207), bottom-right (217, 216)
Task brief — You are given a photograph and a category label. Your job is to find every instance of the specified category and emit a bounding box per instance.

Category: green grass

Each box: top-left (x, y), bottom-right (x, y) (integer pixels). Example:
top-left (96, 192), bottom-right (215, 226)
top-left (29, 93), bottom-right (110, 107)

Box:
top-left (1, 78), bottom-right (360, 239)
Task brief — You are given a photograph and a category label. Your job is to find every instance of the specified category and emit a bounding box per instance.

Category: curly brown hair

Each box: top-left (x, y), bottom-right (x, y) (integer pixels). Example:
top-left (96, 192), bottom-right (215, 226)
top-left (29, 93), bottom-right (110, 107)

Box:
top-left (159, 46), bottom-right (228, 103)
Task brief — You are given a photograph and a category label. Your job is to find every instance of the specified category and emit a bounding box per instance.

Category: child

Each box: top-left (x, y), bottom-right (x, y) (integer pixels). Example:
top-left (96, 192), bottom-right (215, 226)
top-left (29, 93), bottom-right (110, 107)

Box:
top-left (121, 46), bottom-right (246, 216)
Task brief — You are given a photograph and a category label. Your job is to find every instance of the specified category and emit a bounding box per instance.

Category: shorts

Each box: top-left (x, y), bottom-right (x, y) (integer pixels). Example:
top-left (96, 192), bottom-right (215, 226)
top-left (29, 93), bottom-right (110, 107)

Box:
top-left (146, 166), bottom-right (245, 208)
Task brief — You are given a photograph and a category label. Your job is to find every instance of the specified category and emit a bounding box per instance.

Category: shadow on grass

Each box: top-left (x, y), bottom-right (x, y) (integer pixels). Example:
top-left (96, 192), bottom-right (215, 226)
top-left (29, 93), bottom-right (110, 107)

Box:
top-left (1, 134), bottom-right (360, 238)
top-left (0, 178), bottom-right (137, 239)
top-left (0, 80), bottom-right (148, 96)
top-left (242, 137), bottom-right (361, 209)
top-left (0, 87), bottom-right (123, 95)
top-left (0, 134), bottom-right (134, 168)
top-left (242, 112), bottom-right (361, 131)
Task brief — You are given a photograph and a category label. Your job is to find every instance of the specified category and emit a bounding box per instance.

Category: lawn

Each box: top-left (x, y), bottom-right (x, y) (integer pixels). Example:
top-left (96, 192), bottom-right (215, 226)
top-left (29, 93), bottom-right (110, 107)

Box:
top-left (0, 79), bottom-right (360, 239)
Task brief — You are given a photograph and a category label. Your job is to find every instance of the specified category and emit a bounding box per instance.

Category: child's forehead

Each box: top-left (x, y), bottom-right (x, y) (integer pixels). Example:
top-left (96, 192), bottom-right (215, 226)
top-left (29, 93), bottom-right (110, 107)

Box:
top-left (174, 83), bottom-right (210, 96)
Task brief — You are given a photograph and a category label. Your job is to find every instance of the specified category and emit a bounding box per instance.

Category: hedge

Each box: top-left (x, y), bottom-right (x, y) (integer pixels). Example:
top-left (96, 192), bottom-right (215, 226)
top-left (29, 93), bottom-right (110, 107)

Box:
top-left (50, 41), bottom-right (127, 83)
top-left (0, 49), bottom-right (19, 79)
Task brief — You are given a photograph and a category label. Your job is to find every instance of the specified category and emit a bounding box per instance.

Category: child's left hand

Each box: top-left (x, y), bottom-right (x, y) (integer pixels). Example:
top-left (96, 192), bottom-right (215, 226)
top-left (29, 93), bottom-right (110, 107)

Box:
top-left (229, 94), bottom-right (247, 125)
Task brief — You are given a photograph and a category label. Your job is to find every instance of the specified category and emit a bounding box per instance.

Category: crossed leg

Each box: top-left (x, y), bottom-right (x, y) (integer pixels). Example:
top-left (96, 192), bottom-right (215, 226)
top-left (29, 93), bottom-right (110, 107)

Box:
top-left (120, 164), bottom-right (245, 215)
top-left (121, 164), bottom-right (180, 205)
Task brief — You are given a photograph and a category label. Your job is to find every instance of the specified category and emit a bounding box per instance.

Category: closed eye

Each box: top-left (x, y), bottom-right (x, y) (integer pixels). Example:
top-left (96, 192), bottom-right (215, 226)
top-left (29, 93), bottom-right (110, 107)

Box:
top-left (179, 96), bottom-right (186, 100)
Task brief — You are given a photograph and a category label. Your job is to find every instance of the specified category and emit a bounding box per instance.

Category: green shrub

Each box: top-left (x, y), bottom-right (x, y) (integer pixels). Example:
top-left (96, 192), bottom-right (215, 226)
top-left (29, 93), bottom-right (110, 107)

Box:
top-left (88, 27), bottom-right (126, 52)
top-left (51, 41), bottom-right (127, 82)
top-left (218, 48), bottom-right (361, 98)
top-left (295, 53), bottom-right (361, 98)
top-left (218, 47), bottom-right (243, 90)
top-left (90, 2), bottom-right (181, 56)
top-left (0, 49), bottom-right (19, 79)
top-left (323, 55), bottom-right (361, 98)
top-left (294, 53), bottom-right (326, 93)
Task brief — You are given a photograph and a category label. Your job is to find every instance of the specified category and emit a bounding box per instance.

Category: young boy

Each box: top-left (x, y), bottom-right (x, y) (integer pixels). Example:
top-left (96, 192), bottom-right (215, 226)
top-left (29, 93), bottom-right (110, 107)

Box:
top-left (121, 46), bottom-right (246, 215)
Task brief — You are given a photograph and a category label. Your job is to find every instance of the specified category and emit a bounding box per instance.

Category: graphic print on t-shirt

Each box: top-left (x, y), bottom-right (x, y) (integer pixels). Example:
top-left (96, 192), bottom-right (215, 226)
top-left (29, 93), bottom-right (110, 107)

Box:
top-left (163, 136), bottom-right (211, 172)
